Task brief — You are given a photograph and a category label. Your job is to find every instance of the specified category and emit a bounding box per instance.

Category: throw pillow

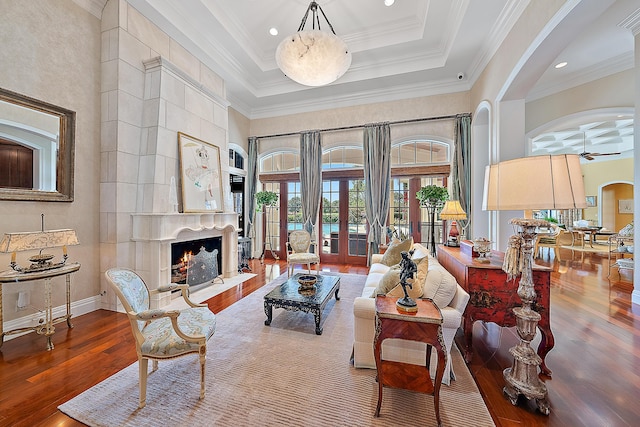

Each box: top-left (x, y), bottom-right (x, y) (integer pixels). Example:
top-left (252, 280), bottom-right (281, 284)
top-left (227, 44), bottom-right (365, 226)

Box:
top-left (410, 244), bottom-right (430, 293)
top-left (373, 266), bottom-right (401, 296)
top-left (422, 263), bottom-right (458, 308)
top-left (380, 237), bottom-right (413, 266)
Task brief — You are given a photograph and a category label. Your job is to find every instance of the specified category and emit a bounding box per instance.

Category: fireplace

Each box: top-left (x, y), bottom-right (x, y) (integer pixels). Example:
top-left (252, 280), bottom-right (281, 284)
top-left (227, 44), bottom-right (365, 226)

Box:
top-left (130, 213), bottom-right (239, 309)
top-left (171, 237), bottom-right (222, 287)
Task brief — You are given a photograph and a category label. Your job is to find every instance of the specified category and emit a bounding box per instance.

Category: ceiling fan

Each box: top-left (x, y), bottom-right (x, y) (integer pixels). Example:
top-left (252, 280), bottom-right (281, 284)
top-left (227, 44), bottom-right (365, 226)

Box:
top-left (578, 134), bottom-right (621, 161)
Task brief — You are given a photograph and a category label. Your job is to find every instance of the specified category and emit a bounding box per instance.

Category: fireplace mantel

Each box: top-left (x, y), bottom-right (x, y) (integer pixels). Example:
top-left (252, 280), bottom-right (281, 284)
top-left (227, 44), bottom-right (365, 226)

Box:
top-left (131, 212), bottom-right (238, 242)
top-left (131, 212), bottom-right (239, 308)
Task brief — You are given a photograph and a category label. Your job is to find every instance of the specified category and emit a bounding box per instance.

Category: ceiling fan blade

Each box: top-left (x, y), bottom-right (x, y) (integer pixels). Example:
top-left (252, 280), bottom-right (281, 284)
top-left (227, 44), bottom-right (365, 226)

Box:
top-left (580, 152), bottom-right (595, 160)
top-left (591, 152), bottom-right (621, 157)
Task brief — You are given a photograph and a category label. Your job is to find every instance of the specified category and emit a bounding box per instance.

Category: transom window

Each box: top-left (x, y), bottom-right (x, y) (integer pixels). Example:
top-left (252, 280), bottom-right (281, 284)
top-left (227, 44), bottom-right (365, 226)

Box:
top-left (391, 140), bottom-right (450, 165)
top-left (260, 151), bottom-right (299, 172)
top-left (259, 140), bottom-right (450, 173)
top-left (321, 146), bottom-right (364, 169)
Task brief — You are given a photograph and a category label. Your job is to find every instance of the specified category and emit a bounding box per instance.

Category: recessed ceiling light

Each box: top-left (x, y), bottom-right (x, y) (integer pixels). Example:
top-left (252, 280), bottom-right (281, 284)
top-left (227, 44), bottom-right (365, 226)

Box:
top-left (384, 0), bottom-right (395, 6)
top-left (269, 28), bottom-right (278, 36)
top-left (554, 61), bottom-right (567, 69)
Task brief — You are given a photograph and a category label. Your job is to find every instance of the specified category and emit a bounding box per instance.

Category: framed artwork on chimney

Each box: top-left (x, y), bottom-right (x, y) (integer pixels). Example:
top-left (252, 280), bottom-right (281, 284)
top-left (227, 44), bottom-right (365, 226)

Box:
top-left (178, 132), bottom-right (223, 213)
top-left (585, 196), bottom-right (596, 207)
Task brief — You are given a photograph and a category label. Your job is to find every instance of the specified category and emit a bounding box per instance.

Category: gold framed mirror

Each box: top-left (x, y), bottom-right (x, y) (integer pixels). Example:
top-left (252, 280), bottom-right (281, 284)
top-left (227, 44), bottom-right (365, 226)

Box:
top-left (0, 88), bottom-right (75, 201)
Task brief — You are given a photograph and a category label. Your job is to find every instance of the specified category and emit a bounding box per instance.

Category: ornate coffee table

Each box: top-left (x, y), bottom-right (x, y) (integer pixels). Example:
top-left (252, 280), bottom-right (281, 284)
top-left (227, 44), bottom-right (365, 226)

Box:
top-left (263, 273), bottom-right (340, 335)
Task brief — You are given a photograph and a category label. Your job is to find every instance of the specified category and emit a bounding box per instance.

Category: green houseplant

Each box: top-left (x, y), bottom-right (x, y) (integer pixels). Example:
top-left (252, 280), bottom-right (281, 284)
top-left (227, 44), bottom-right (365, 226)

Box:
top-left (416, 185), bottom-right (449, 255)
top-left (255, 190), bottom-right (278, 212)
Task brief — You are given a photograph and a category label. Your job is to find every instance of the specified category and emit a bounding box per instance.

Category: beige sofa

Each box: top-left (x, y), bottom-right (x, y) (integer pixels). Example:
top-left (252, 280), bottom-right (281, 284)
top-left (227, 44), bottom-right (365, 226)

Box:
top-left (352, 243), bottom-right (469, 385)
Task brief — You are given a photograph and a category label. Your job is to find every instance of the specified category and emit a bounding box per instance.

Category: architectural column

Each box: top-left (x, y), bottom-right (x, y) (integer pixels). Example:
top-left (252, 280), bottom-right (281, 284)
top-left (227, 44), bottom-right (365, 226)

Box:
top-left (619, 9), bottom-right (640, 305)
top-left (492, 99), bottom-right (527, 252)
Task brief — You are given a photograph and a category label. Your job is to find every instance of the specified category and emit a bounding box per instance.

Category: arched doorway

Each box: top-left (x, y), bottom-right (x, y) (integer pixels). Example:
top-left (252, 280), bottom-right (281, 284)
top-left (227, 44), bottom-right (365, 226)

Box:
top-left (601, 182), bottom-right (634, 232)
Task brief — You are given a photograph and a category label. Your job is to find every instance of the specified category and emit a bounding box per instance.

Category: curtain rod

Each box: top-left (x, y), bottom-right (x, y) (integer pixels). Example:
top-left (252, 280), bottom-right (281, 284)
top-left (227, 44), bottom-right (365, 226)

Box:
top-left (252, 113), bottom-right (469, 140)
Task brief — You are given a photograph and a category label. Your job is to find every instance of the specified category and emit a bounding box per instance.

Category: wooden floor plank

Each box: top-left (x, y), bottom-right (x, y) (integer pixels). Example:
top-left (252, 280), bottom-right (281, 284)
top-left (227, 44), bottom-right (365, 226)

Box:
top-left (0, 249), bottom-right (638, 426)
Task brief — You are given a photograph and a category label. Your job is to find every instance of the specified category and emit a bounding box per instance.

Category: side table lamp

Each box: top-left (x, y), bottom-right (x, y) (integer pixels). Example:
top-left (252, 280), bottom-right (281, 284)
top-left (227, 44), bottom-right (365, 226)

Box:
top-left (482, 154), bottom-right (586, 415)
top-left (0, 221), bottom-right (79, 273)
top-left (439, 200), bottom-right (467, 246)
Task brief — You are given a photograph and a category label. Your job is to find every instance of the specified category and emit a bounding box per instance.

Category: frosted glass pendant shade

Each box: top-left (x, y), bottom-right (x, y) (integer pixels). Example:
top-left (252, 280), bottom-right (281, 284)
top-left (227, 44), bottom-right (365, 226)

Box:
top-left (276, 29), bottom-right (352, 86)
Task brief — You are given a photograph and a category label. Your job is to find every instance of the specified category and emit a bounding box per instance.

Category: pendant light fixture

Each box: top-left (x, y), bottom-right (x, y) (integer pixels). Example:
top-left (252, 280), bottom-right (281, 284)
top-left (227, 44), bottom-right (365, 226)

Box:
top-left (275, 1), bottom-right (352, 87)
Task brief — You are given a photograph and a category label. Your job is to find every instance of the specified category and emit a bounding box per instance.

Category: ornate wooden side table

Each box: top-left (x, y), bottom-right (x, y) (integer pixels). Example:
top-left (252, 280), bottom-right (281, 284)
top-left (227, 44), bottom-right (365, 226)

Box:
top-left (374, 296), bottom-right (445, 427)
top-left (0, 262), bottom-right (80, 350)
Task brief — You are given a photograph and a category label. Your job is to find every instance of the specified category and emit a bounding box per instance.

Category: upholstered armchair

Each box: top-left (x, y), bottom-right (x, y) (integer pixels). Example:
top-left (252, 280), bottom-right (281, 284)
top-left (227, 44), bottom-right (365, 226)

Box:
top-left (105, 268), bottom-right (216, 408)
top-left (286, 230), bottom-right (320, 277)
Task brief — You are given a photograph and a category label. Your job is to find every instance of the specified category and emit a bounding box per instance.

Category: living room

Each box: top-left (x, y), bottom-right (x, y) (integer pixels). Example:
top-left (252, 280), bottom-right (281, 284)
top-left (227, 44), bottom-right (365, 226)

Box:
top-left (0, 0), bottom-right (638, 426)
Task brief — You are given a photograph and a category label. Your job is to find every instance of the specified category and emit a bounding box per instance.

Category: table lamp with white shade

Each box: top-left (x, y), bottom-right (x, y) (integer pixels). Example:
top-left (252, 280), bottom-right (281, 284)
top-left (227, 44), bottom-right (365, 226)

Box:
top-left (482, 154), bottom-right (586, 415)
top-left (0, 215), bottom-right (79, 272)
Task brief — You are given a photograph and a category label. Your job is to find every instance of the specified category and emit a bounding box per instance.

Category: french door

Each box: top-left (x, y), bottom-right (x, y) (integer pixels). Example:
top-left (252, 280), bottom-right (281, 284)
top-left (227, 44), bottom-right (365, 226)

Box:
top-left (319, 179), bottom-right (368, 265)
top-left (388, 177), bottom-right (446, 247)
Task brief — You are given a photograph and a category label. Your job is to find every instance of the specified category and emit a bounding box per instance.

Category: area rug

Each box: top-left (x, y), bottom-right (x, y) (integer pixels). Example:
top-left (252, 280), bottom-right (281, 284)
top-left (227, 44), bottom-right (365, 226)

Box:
top-left (59, 272), bottom-right (494, 427)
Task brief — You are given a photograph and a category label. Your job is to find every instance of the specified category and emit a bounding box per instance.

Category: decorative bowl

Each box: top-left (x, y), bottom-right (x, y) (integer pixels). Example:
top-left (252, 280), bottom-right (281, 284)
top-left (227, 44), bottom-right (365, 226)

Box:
top-left (472, 238), bottom-right (492, 263)
top-left (298, 275), bottom-right (317, 291)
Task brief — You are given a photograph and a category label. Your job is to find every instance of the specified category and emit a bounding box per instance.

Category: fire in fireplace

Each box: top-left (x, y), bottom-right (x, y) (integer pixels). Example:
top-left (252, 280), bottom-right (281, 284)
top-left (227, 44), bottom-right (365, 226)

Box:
top-left (171, 237), bottom-right (222, 286)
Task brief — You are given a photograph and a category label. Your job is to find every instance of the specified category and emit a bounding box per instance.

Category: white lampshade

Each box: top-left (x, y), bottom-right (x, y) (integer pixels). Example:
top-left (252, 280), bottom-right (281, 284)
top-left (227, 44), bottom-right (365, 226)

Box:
top-left (276, 29), bottom-right (352, 86)
top-left (0, 229), bottom-right (79, 253)
top-left (482, 154), bottom-right (587, 211)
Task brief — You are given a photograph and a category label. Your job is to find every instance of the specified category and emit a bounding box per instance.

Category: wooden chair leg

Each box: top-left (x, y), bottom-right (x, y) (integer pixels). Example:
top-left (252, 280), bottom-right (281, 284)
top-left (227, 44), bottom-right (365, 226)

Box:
top-left (139, 357), bottom-right (148, 409)
top-left (199, 347), bottom-right (206, 400)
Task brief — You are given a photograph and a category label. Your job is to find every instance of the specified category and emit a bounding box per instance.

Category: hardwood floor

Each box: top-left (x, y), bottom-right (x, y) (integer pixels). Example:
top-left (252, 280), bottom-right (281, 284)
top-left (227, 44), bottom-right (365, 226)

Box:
top-left (0, 248), bottom-right (637, 426)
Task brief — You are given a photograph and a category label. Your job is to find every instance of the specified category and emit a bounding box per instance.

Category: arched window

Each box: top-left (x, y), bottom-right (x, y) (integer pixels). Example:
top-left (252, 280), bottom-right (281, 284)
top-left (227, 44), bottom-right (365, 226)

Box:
top-left (391, 139), bottom-right (450, 166)
top-left (260, 150), bottom-right (299, 172)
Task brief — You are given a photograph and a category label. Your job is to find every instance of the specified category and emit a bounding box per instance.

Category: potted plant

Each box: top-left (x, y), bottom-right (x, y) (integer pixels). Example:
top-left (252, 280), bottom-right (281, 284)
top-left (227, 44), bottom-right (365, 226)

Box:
top-left (255, 190), bottom-right (278, 212)
top-left (416, 185), bottom-right (449, 255)
top-left (416, 185), bottom-right (449, 208)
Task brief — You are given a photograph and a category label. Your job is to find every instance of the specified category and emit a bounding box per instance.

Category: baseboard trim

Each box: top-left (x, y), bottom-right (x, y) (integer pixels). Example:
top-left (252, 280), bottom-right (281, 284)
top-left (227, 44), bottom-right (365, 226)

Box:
top-left (2, 295), bottom-right (101, 342)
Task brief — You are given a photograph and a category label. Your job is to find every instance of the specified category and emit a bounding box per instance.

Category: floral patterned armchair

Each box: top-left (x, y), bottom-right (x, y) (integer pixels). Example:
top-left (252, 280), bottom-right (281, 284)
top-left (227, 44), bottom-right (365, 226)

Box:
top-left (286, 230), bottom-right (320, 277)
top-left (105, 268), bottom-right (216, 408)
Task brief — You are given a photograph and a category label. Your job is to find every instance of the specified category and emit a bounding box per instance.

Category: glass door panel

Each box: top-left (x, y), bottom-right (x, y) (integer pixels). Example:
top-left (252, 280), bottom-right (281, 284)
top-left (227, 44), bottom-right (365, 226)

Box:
top-left (347, 179), bottom-right (368, 258)
top-left (319, 179), bottom-right (367, 265)
top-left (321, 180), bottom-right (340, 256)
top-left (389, 178), bottom-right (410, 239)
top-left (261, 182), bottom-right (281, 260)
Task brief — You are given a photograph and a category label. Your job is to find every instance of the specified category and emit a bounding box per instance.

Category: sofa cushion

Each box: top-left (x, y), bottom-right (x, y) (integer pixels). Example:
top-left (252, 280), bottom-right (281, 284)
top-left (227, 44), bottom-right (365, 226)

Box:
top-left (422, 263), bottom-right (458, 308)
top-left (380, 237), bottom-right (412, 266)
top-left (369, 262), bottom-right (391, 275)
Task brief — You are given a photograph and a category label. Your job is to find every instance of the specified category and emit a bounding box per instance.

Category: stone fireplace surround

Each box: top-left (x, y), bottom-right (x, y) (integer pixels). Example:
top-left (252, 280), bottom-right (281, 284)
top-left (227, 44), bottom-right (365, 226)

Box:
top-left (131, 212), bottom-right (238, 308)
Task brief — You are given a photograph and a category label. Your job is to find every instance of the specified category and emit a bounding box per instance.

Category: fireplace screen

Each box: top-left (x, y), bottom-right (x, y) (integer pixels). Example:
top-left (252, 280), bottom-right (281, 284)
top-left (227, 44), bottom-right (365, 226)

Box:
top-left (171, 237), bottom-right (222, 287)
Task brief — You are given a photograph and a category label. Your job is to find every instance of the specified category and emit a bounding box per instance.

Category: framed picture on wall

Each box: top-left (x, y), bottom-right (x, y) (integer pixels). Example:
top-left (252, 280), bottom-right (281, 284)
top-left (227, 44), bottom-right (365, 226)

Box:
top-left (618, 199), bottom-right (633, 214)
top-left (178, 132), bottom-right (223, 213)
top-left (585, 196), bottom-right (596, 207)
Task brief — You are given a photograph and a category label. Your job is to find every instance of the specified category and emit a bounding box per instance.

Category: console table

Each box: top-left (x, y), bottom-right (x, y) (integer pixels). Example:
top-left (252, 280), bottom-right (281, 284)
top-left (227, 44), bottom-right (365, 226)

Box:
top-left (374, 296), bottom-right (445, 427)
top-left (0, 262), bottom-right (80, 350)
top-left (436, 245), bottom-right (554, 376)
